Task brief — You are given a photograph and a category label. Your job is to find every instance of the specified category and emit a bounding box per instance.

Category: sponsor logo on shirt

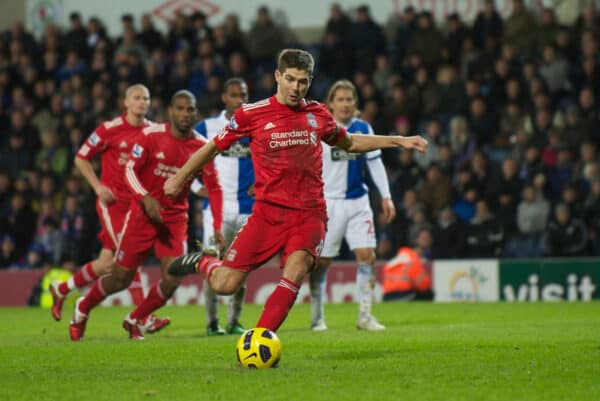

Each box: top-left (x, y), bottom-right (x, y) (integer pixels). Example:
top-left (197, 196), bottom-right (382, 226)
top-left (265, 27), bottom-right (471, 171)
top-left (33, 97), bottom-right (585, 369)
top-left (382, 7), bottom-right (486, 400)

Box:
top-left (154, 163), bottom-right (179, 178)
top-left (88, 132), bottom-right (101, 146)
top-left (264, 122), bottom-right (276, 130)
top-left (307, 113), bottom-right (318, 128)
top-left (229, 116), bottom-right (239, 130)
top-left (221, 143), bottom-right (251, 158)
top-left (131, 144), bottom-right (144, 158)
top-left (269, 130), bottom-right (317, 149)
top-left (331, 147), bottom-right (360, 161)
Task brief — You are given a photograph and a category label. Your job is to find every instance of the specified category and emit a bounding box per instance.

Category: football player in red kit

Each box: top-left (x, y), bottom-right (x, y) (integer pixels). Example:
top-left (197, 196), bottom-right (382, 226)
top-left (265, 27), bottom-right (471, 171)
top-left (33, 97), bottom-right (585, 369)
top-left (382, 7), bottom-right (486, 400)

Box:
top-left (69, 90), bottom-right (223, 340)
top-left (49, 84), bottom-right (169, 333)
top-left (165, 49), bottom-right (427, 332)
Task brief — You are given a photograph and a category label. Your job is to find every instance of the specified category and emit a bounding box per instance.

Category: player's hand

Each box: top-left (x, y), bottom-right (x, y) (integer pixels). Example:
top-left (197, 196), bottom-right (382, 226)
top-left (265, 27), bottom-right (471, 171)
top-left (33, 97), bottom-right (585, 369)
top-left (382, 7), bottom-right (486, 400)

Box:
top-left (381, 197), bottom-right (396, 224)
top-left (247, 184), bottom-right (255, 197)
top-left (96, 185), bottom-right (116, 205)
top-left (213, 231), bottom-right (225, 251)
top-left (164, 176), bottom-right (183, 198)
top-left (141, 195), bottom-right (163, 223)
top-left (196, 187), bottom-right (209, 198)
top-left (399, 135), bottom-right (428, 154)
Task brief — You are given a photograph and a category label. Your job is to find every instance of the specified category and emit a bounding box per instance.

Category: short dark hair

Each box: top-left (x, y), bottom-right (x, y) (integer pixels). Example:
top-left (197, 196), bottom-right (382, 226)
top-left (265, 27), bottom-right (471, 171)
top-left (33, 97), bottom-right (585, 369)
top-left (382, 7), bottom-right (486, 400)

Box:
top-left (277, 49), bottom-right (315, 77)
top-left (223, 77), bottom-right (247, 92)
top-left (170, 89), bottom-right (196, 106)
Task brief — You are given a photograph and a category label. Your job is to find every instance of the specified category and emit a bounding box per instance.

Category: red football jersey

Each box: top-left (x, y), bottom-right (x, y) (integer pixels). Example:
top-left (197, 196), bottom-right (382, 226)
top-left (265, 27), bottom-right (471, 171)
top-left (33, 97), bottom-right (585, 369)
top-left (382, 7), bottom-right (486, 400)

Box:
top-left (213, 96), bottom-right (347, 211)
top-left (125, 123), bottom-right (223, 229)
top-left (76, 114), bottom-right (151, 201)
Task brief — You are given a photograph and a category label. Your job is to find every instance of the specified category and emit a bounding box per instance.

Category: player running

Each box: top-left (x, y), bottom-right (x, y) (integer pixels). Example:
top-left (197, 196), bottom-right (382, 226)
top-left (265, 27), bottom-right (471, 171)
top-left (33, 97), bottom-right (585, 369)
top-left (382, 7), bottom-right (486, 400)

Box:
top-left (309, 80), bottom-right (395, 332)
top-left (49, 84), bottom-right (169, 333)
top-left (165, 49), bottom-right (427, 333)
top-left (192, 78), bottom-right (252, 336)
top-left (68, 90), bottom-right (223, 340)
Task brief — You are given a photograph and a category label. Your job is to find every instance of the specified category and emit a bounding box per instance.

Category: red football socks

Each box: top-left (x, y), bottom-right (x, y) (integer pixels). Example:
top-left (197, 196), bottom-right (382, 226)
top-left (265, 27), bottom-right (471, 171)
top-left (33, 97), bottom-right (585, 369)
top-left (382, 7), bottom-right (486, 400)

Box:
top-left (129, 281), bottom-right (167, 321)
top-left (58, 262), bottom-right (98, 296)
top-left (78, 276), bottom-right (107, 314)
top-left (128, 269), bottom-right (145, 306)
top-left (257, 278), bottom-right (300, 331)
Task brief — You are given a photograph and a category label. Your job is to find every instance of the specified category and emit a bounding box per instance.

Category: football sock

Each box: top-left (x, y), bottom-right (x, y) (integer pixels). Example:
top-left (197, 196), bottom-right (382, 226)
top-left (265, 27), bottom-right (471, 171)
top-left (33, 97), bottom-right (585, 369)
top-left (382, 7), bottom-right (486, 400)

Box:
top-left (198, 256), bottom-right (222, 280)
top-left (128, 269), bottom-right (145, 306)
top-left (78, 276), bottom-right (108, 314)
top-left (130, 281), bottom-right (167, 321)
top-left (309, 267), bottom-right (327, 324)
top-left (204, 283), bottom-right (219, 324)
top-left (257, 278), bottom-right (299, 331)
top-left (357, 263), bottom-right (374, 317)
top-left (58, 262), bottom-right (97, 296)
top-left (228, 285), bottom-right (246, 324)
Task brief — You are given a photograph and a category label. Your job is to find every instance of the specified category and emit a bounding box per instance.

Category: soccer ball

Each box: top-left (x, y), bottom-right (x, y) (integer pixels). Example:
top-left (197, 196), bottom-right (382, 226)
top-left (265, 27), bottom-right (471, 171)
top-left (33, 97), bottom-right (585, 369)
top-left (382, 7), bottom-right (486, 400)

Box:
top-left (236, 328), bottom-right (281, 369)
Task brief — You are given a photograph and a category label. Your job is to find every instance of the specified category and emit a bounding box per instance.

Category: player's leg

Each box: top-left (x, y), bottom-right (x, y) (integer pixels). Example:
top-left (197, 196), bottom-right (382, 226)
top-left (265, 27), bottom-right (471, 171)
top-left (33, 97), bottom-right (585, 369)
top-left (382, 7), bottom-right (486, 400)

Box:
top-left (202, 208), bottom-right (225, 335)
top-left (309, 257), bottom-right (331, 331)
top-left (257, 208), bottom-right (327, 332)
top-left (225, 213), bottom-right (249, 335)
top-left (309, 198), bottom-right (345, 331)
top-left (346, 196), bottom-right (384, 331)
top-left (69, 263), bottom-right (137, 341)
top-left (50, 248), bottom-right (114, 321)
top-left (123, 255), bottom-right (180, 339)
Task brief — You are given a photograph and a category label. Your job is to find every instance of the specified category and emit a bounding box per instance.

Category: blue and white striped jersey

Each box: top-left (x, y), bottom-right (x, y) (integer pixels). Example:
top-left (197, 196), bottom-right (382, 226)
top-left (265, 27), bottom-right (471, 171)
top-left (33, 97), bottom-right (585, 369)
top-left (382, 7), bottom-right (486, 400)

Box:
top-left (194, 110), bottom-right (255, 214)
top-left (321, 118), bottom-right (382, 199)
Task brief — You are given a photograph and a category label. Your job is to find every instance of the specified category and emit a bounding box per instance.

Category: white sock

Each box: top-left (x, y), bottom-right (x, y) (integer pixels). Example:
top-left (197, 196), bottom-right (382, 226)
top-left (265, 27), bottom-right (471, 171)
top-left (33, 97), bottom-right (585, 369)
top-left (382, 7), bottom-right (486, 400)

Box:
top-left (227, 286), bottom-right (246, 324)
top-left (356, 263), bottom-right (374, 318)
top-left (309, 267), bottom-right (327, 324)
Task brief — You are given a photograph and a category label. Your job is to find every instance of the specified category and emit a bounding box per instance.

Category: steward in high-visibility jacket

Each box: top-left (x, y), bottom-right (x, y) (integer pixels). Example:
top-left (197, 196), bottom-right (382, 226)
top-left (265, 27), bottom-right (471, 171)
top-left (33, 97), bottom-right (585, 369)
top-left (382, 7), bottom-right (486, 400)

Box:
top-left (383, 228), bottom-right (434, 301)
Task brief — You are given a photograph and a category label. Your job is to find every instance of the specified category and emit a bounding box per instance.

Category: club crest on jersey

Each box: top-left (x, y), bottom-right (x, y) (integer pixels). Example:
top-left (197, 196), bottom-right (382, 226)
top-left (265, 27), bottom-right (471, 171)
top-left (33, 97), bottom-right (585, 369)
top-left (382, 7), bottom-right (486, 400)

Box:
top-left (88, 132), bottom-right (101, 146)
top-left (306, 113), bottom-right (318, 128)
top-left (131, 144), bottom-right (144, 158)
top-left (229, 116), bottom-right (239, 130)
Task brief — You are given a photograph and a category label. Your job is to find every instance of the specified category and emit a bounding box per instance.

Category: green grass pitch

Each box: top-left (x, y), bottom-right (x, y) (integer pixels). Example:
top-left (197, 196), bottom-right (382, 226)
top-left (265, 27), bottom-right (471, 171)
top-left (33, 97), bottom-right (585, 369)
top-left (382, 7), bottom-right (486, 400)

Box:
top-left (1, 302), bottom-right (599, 401)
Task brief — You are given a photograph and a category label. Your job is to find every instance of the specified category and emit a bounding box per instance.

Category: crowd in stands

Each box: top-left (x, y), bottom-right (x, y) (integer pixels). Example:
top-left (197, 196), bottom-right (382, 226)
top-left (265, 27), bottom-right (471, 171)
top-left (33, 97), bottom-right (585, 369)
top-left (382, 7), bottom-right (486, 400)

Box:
top-left (2, 0), bottom-right (600, 269)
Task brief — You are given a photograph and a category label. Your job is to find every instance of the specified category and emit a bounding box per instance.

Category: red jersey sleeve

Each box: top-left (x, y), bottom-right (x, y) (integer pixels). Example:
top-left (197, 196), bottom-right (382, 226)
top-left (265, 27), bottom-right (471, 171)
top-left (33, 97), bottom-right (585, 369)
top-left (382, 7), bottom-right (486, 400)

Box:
top-left (213, 107), bottom-right (251, 152)
top-left (76, 124), bottom-right (108, 160)
top-left (201, 160), bottom-right (223, 232)
top-left (316, 104), bottom-right (348, 146)
top-left (124, 135), bottom-right (152, 201)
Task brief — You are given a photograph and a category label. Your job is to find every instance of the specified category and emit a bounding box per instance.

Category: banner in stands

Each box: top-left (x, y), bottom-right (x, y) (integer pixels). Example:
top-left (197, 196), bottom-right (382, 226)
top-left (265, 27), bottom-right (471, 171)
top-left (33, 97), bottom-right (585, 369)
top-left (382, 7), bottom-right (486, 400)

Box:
top-left (433, 259), bottom-right (499, 302)
top-left (0, 262), bottom-right (384, 307)
top-left (26, 0), bottom-right (526, 36)
top-left (500, 259), bottom-right (599, 302)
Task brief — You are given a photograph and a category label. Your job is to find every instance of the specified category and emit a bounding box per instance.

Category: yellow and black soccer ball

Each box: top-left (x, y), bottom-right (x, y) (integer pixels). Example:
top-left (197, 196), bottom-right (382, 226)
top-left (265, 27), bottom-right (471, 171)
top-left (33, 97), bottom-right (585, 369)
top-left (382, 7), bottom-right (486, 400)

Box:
top-left (236, 328), bottom-right (282, 369)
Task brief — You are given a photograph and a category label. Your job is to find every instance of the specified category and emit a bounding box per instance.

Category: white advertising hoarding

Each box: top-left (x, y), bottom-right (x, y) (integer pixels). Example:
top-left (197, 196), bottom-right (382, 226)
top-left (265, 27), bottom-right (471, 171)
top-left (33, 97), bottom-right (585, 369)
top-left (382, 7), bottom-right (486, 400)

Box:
top-left (433, 259), bottom-right (499, 302)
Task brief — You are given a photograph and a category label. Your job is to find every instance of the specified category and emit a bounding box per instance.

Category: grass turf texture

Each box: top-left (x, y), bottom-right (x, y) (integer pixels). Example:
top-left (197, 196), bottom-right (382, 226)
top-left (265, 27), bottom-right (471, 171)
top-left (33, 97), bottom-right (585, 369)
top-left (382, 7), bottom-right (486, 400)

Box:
top-left (1, 302), bottom-right (599, 401)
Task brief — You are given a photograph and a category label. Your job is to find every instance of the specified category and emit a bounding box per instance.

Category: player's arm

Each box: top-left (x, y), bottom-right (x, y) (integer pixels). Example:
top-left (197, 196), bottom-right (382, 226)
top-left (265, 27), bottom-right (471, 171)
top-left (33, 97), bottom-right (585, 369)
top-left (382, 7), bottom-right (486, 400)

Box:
top-left (124, 140), bottom-right (163, 223)
top-left (366, 156), bottom-right (396, 224)
top-left (335, 132), bottom-right (428, 154)
top-left (200, 160), bottom-right (225, 249)
top-left (75, 128), bottom-right (115, 204)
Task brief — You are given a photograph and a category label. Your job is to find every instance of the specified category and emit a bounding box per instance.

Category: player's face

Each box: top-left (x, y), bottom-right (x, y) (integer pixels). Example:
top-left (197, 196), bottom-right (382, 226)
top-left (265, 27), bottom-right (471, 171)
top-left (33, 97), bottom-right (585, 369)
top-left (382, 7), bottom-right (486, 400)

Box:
top-left (222, 83), bottom-right (248, 114)
top-left (124, 87), bottom-right (150, 116)
top-left (328, 88), bottom-right (356, 123)
top-left (275, 68), bottom-right (311, 107)
top-left (169, 97), bottom-right (197, 135)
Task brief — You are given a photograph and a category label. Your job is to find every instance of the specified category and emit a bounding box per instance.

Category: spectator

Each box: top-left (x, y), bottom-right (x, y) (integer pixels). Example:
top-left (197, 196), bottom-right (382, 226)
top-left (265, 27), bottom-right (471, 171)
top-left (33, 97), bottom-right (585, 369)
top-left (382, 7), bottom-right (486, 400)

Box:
top-left (449, 115), bottom-right (476, 167)
top-left (466, 199), bottom-right (504, 257)
top-left (1, 192), bottom-right (37, 259)
top-left (504, 0), bottom-right (537, 56)
top-left (35, 129), bottom-right (68, 177)
top-left (350, 5), bottom-right (387, 74)
top-left (408, 11), bottom-right (443, 68)
top-left (417, 163), bottom-right (452, 217)
top-left (545, 203), bottom-right (587, 257)
top-left (433, 206), bottom-right (466, 258)
top-left (59, 194), bottom-right (86, 263)
top-left (36, 216), bottom-right (63, 265)
top-left (0, 234), bottom-right (17, 268)
top-left (508, 184), bottom-right (550, 257)
top-left (138, 14), bottom-right (165, 52)
top-left (247, 6), bottom-right (284, 69)
top-left (63, 12), bottom-right (87, 57)
top-left (0, 133), bottom-right (31, 179)
top-left (472, 0), bottom-right (503, 50)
